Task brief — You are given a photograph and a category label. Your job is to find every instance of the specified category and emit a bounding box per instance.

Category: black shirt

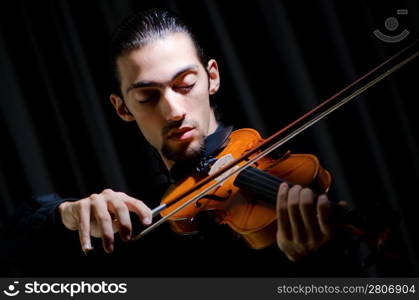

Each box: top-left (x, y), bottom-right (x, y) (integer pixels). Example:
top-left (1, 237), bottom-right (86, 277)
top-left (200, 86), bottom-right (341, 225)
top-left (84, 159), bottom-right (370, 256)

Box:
top-left (6, 126), bottom-right (367, 277)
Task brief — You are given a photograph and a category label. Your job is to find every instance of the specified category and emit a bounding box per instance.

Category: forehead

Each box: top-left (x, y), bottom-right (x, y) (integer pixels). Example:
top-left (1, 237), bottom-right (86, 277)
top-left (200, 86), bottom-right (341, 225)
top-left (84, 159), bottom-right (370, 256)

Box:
top-left (117, 32), bottom-right (201, 87)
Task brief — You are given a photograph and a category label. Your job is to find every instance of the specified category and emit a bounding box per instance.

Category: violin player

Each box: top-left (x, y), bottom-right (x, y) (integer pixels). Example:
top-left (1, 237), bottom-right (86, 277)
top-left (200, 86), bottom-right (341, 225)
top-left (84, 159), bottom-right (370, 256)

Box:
top-left (13, 9), bottom-right (374, 276)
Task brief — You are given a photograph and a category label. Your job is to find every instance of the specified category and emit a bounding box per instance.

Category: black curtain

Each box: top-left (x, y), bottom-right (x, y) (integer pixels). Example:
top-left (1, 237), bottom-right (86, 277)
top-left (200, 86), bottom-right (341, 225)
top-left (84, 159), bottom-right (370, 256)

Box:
top-left (1, 0), bottom-right (418, 276)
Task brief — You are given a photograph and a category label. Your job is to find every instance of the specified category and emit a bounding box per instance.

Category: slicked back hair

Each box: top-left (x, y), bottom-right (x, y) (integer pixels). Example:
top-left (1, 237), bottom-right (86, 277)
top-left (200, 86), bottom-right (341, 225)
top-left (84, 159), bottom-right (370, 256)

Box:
top-left (110, 9), bottom-right (209, 98)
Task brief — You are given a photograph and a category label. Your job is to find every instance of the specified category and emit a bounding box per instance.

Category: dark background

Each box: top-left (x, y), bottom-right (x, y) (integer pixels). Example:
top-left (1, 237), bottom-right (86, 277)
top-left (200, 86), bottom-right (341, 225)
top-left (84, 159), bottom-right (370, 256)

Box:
top-left (0, 0), bottom-right (418, 277)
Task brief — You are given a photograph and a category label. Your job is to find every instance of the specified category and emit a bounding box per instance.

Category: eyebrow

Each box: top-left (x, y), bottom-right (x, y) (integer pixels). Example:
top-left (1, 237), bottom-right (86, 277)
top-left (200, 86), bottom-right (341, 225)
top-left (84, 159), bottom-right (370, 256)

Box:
top-left (125, 64), bottom-right (199, 94)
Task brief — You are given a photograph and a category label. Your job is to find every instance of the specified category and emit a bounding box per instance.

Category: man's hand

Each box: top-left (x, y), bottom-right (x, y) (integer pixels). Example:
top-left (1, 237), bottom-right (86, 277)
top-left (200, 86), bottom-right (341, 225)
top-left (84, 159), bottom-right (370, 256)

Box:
top-left (276, 183), bottom-right (336, 262)
top-left (58, 189), bottom-right (152, 254)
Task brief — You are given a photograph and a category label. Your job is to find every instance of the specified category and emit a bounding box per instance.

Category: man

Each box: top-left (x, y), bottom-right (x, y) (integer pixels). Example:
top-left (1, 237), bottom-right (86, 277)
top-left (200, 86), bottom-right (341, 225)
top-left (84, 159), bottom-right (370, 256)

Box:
top-left (57, 9), bottom-right (338, 264)
top-left (12, 9), bottom-right (367, 276)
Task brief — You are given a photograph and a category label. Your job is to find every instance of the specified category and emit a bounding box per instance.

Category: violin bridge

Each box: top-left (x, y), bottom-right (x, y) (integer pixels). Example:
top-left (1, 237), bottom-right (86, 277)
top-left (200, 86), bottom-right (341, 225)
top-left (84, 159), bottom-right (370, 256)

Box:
top-left (208, 154), bottom-right (240, 183)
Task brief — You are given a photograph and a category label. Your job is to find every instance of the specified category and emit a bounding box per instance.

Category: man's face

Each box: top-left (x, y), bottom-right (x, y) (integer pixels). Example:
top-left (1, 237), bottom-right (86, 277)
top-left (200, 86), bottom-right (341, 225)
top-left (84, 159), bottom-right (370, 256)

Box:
top-left (111, 32), bottom-right (219, 168)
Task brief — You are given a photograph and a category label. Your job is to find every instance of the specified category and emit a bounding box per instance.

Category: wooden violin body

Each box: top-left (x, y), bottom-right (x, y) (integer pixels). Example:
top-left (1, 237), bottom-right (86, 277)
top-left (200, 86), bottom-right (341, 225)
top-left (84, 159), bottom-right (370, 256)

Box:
top-left (160, 128), bottom-right (332, 249)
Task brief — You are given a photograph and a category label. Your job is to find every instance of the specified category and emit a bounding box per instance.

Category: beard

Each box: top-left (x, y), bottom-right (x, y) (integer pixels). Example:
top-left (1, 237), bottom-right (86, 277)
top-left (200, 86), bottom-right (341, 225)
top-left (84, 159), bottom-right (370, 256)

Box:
top-left (161, 137), bottom-right (204, 162)
top-left (160, 118), bottom-right (205, 162)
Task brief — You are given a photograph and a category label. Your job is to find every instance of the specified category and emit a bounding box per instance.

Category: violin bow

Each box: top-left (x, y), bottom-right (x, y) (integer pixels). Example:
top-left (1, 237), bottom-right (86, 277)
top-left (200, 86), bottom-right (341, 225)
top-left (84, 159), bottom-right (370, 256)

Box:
top-left (132, 38), bottom-right (419, 241)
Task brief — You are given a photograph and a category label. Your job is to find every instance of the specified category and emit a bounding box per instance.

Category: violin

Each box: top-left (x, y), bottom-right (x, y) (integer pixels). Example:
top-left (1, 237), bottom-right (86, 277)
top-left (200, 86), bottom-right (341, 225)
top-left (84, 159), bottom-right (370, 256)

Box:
top-left (142, 128), bottom-right (392, 256)
top-left (132, 39), bottom-right (418, 258)
top-left (159, 128), bottom-right (331, 249)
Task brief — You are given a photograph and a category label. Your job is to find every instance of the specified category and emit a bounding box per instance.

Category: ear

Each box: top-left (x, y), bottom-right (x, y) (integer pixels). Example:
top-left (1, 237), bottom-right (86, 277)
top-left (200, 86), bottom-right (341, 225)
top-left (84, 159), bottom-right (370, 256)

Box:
top-left (110, 94), bottom-right (136, 122)
top-left (207, 59), bottom-right (220, 95)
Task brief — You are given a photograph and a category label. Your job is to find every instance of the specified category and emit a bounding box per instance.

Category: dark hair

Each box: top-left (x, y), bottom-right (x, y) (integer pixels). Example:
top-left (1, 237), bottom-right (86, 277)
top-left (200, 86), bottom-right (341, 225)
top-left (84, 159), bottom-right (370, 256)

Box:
top-left (110, 8), bottom-right (208, 98)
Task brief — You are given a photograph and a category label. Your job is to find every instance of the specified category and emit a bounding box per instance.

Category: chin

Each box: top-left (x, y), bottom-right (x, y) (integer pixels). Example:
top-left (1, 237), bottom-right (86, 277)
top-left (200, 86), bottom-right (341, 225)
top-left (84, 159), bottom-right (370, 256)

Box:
top-left (162, 137), bottom-right (204, 162)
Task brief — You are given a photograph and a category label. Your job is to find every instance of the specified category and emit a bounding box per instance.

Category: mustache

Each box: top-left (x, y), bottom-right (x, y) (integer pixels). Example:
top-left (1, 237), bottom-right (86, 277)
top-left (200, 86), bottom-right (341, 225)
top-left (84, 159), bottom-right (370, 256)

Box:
top-left (161, 119), bottom-right (199, 137)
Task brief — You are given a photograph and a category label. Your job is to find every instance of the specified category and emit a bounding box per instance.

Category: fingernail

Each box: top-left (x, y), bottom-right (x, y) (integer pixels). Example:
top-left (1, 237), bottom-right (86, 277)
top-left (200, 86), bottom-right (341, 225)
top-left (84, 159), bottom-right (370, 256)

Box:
top-left (143, 217), bottom-right (152, 225)
top-left (106, 244), bottom-right (114, 253)
top-left (82, 247), bottom-right (94, 256)
top-left (83, 242), bottom-right (92, 250)
top-left (319, 194), bottom-right (329, 202)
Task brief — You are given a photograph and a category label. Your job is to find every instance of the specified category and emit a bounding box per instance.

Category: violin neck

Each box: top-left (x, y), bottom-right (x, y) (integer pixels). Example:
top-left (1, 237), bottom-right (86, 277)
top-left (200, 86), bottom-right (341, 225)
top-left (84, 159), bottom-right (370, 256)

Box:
top-left (234, 167), bottom-right (401, 266)
top-left (234, 166), bottom-right (282, 203)
top-left (234, 167), bottom-right (369, 230)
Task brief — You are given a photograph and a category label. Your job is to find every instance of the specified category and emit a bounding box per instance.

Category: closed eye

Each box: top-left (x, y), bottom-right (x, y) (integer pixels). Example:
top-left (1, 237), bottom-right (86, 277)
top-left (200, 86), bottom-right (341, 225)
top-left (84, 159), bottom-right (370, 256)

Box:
top-left (174, 83), bottom-right (195, 94)
top-left (137, 91), bottom-right (159, 104)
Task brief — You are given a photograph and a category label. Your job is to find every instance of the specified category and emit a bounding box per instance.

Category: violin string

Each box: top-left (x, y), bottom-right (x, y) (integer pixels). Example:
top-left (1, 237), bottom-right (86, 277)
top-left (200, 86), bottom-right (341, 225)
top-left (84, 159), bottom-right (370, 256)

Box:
top-left (235, 167), bottom-right (281, 201)
top-left (245, 178), bottom-right (278, 199)
top-left (132, 41), bottom-right (419, 241)
top-left (236, 168), bottom-right (277, 192)
top-left (236, 176), bottom-right (278, 201)
top-left (239, 167), bottom-right (282, 187)
top-left (236, 174), bottom-right (278, 197)
top-left (229, 166), bottom-right (363, 228)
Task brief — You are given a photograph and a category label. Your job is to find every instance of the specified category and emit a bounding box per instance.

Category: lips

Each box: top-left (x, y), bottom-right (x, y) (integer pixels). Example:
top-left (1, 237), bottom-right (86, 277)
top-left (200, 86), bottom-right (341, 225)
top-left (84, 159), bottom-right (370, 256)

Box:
top-left (167, 127), bottom-right (195, 141)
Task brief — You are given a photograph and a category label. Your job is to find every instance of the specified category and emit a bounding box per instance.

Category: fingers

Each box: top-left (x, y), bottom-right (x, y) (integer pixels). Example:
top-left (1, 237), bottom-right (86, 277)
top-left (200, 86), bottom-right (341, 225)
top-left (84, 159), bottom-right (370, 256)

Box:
top-left (276, 182), bottom-right (291, 240)
top-left (93, 190), bottom-right (152, 253)
top-left (107, 197), bottom-right (132, 241)
top-left (276, 183), bottom-right (336, 261)
top-left (120, 194), bottom-right (152, 226)
top-left (287, 185), bottom-right (307, 243)
top-left (60, 189), bottom-right (152, 255)
top-left (317, 194), bottom-right (333, 238)
top-left (102, 189), bottom-right (134, 243)
top-left (91, 194), bottom-right (115, 254)
top-left (299, 188), bottom-right (322, 242)
top-left (77, 199), bottom-right (93, 254)
top-left (277, 184), bottom-right (333, 241)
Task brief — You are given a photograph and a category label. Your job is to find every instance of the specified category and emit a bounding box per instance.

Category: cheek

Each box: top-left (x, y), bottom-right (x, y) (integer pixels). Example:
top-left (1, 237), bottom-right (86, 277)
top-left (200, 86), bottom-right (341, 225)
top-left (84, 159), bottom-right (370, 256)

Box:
top-left (188, 85), bottom-right (212, 130)
top-left (133, 113), bottom-right (163, 149)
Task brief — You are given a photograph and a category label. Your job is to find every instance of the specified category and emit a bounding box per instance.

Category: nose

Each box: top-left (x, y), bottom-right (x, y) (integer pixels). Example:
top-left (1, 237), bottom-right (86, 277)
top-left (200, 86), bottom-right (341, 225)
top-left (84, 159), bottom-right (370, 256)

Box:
top-left (159, 88), bottom-right (186, 122)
